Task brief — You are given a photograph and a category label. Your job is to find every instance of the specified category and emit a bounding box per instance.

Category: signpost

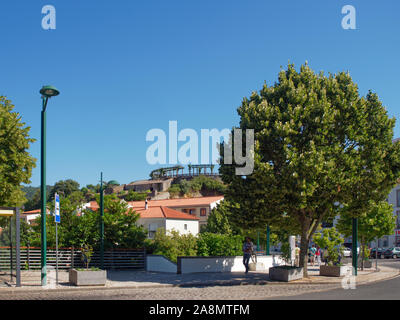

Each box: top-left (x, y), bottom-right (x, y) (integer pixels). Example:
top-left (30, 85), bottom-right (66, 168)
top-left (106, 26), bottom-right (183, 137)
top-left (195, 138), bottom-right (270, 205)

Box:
top-left (54, 193), bottom-right (60, 285)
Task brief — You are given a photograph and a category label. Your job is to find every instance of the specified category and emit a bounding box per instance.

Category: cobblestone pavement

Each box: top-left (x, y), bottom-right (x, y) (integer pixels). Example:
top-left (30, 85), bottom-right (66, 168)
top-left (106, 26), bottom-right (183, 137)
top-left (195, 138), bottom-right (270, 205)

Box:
top-left (0, 282), bottom-right (342, 300)
top-left (0, 261), bottom-right (398, 300)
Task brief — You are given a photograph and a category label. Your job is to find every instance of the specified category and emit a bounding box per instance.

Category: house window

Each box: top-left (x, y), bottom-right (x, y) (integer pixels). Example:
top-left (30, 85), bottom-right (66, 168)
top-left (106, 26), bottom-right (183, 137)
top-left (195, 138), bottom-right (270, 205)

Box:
top-left (184, 224), bottom-right (187, 230)
top-left (183, 208), bottom-right (196, 215)
top-left (397, 211), bottom-right (400, 229)
top-left (200, 208), bottom-right (207, 216)
top-left (397, 190), bottom-right (400, 207)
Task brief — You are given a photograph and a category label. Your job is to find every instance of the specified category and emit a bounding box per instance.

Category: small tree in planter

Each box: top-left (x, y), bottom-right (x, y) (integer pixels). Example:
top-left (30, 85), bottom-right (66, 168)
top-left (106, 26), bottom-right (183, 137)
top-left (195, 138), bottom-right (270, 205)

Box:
top-left (69, 244), bottom-right (106, 286)
top-left (336, 200), bottom-right (396, 270)
top-left (268, 238), bottom-right (303, 282)
top-left (314, 227), bottom-right (348, 277)
top-left (81, 244), bottom-right (93, 269)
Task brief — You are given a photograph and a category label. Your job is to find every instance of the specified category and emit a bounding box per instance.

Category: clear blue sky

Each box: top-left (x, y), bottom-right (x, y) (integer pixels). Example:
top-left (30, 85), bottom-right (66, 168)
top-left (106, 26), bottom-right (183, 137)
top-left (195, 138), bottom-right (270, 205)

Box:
top-left (0, 0), bottom-right (399, 188)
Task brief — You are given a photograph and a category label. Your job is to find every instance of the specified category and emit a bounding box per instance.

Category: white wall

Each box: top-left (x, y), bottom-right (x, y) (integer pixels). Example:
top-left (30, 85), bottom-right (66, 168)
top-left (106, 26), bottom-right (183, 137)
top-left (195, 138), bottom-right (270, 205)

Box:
top-left (178, 255), bottom-right (284, 274)
top-left (146, 255), bottom-right (177, 273)
top-left (137, 218), bottom-right (166, 238)
top-left (165, 219), bottom-right (199, 236)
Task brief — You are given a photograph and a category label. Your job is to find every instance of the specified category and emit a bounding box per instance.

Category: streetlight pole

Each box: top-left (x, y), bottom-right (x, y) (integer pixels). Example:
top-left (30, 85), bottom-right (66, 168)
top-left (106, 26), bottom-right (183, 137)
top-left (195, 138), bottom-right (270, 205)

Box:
top-left (352, 217), bottom-right (358, 276)
top-left (40, 85), bottom-right (59, 287)
top-left (100, 172), bottom-right (104, 269)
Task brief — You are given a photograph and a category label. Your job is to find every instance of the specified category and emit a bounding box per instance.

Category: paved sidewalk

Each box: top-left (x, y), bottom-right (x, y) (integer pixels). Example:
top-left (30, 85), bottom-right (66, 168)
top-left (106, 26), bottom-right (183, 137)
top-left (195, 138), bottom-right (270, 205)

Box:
top-left (0, 263), bottom-right (398, 293)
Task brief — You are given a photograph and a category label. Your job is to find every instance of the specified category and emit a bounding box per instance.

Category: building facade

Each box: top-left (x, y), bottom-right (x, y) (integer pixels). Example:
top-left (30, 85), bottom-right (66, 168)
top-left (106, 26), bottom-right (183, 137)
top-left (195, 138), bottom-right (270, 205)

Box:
top-left (128, 196), bottom-right (223, 230)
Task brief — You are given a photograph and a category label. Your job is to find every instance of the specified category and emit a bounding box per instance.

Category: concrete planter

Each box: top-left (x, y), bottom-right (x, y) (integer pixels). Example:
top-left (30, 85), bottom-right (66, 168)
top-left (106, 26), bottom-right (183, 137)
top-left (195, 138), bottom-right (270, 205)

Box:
top-left (269, 266), bottom-right (303, 282)
top-left (319, 265), bottom-right (349, 277)
top-left (69, 269), bottom-right (107, 286)
top-left (361, 260), bottom-right (372, 268)
top-left (248, 262), bottom-right (265, 271)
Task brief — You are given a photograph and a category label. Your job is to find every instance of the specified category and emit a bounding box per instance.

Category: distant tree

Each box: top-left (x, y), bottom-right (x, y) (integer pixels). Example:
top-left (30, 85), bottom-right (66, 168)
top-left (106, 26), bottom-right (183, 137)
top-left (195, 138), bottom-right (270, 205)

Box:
top-left (0, 96), bottom-right (36, 207)
top-left (49, 179), bottom-right (80, 201)
top-left (336, 200), bottom-right (396, 268)
top-left (204, 200), bottom-right (239, 235)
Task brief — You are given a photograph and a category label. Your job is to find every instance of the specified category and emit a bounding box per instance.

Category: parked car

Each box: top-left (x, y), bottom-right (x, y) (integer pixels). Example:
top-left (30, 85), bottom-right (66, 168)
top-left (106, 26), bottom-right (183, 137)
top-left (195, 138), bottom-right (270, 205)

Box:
top-left (383, 247), bottom-right (400, 259)
top-left (370, 248), bottom-right (384, 259)
top-left (343, 248), bottom-right (351, 257)
top-left (347, 247), bottom-right (360, 257)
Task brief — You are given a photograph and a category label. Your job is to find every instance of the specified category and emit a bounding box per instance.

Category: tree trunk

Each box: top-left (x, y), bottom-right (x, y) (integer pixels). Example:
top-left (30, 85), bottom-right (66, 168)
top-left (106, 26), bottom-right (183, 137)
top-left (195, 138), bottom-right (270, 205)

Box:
top-left (298, 210), bottom-right (325, 278)
top-left (299, 215), bottom-right (311, 278)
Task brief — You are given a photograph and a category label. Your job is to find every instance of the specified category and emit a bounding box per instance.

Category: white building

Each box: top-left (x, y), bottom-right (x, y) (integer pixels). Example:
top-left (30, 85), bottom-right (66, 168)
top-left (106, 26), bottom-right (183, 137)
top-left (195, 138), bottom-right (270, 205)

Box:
top-left (135, 205), bottom-right (199, 239)
top-left (22, 209), bottom-right (50, 225)
top-left (128, 196), bottom-right (223, 229)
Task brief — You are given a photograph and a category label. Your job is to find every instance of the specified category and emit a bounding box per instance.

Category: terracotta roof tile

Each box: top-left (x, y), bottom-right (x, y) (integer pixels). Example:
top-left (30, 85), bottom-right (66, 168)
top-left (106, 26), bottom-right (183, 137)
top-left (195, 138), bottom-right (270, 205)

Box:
top-left (128, 196), bottom-right (223, 208)
top-left (135, 206), bottom-right (199, 220)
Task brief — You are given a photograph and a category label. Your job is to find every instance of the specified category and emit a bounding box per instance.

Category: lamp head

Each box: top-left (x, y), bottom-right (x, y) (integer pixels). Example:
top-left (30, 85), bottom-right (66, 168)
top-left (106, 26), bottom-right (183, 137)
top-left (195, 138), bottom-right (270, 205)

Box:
top-left (40, 85), bottom-right (60, 98)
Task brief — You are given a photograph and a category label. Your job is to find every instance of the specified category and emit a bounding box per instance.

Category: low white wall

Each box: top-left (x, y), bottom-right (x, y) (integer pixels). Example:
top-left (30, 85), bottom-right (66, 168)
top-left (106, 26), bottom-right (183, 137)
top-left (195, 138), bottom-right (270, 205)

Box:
top-left (177, 255), bottom-right (284, 274)
top-left (146, 255), bottom-right (177, 273)
top-left (166, 219), bottom-right (199, 236)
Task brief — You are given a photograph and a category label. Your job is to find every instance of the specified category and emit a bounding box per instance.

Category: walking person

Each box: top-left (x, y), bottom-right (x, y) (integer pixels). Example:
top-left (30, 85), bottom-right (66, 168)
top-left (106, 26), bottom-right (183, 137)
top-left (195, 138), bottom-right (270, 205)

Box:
top-left (295, 244), bottom-right (300, 267)
top-left (309, 244), bottom-right (317, 266)
top-left (316, 246), bottom-right (322, 266)
top-left (242, 237), bottom-right (254, 273)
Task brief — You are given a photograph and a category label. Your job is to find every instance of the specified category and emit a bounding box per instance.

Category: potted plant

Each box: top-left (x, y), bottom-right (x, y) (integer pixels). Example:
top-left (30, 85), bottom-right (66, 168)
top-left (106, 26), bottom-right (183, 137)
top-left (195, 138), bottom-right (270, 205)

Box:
top-left (358, 247), bottom-right (372, 269)
top-left (268, 239), bottom-right (303, 282)
top-left (69, 244), bottom-right (107, 286)
top-left (314, 227), bottom-right (350, 277)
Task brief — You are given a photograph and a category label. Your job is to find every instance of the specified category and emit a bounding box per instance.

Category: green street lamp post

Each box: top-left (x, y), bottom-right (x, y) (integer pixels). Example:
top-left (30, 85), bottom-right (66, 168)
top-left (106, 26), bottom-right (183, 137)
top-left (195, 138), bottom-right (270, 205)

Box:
top-left (266, 225), bottom-right (270, 255)
top-left (40, 85), bottom-right (59, 286)
top-left (100, 172), bottom-right (104, 269)
top-left (352, 217), bottom-right (358, 276)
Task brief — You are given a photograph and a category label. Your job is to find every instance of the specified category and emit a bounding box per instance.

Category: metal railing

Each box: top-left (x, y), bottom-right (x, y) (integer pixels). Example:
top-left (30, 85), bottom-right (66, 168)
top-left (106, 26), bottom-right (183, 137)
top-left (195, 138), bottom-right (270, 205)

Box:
top-left (0, 246), bottom-right (145, 270)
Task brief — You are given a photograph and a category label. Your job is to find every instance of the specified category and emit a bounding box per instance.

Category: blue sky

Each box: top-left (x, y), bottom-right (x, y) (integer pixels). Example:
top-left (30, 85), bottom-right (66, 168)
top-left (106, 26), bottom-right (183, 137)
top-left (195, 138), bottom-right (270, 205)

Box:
top-left (0, 0), bottom-right (399, 188)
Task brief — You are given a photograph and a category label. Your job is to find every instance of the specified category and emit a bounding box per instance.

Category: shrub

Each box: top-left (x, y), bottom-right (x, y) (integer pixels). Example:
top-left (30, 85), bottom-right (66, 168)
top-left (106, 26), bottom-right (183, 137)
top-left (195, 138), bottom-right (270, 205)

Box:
top-left (168, 185), bottom-right (181, 197)
top-left (124, 190), bottom-right (148, 201)
top-left (197, 233), bottom-right (242, 256)
top-left (151, 229), bottom-right (197, 262)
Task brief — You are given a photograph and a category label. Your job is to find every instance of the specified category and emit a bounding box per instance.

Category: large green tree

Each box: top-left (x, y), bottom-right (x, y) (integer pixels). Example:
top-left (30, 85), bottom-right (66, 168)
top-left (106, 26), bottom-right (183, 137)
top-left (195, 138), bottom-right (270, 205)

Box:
top-left (0, 96), bottom-right (36, 206)
top-left (220, 63), bottom-right (400, 276)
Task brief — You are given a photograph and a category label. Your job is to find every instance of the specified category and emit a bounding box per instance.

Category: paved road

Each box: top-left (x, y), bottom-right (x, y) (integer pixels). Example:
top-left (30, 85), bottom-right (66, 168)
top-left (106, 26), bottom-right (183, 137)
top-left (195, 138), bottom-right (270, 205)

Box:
top-left (0, 260), bottom-right (398, 300)
top-left (270, 259), bottom-right (400, 300)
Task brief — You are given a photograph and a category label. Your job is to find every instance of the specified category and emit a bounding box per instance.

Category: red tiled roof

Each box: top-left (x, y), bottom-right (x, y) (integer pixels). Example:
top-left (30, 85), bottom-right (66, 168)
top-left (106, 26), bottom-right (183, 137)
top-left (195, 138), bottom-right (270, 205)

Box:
top-left (135, 206), bottom-right (199, 220)
top-left (128, 196), bottom-right (223, 208)
top-left (23, 209), bottom-right (50, 214)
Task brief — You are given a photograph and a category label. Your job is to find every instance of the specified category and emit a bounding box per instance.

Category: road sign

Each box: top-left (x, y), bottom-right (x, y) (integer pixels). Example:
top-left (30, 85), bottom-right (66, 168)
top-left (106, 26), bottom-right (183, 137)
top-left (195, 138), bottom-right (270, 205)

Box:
top-left (54, 193), bottom-right (60, 223)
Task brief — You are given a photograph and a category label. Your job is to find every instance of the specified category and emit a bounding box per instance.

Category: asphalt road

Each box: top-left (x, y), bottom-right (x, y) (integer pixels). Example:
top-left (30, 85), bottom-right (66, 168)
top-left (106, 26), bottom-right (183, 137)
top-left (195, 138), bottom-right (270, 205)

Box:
top-left (270, 259), bottom-right (400, 300)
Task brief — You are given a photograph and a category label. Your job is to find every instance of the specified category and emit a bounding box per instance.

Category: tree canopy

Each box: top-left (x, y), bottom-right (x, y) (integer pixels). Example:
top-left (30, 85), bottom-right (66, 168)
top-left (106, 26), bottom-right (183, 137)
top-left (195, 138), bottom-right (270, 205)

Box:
top-left (220, 63), bottom-right (400, 276)
top-left (0, 96), bottom-right (36, 206)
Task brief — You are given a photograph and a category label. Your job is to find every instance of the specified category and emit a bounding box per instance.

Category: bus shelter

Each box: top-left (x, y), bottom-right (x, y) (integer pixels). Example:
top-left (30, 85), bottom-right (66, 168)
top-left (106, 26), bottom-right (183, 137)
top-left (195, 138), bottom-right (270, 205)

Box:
top-left (0, 207), bottom-right (21, 287)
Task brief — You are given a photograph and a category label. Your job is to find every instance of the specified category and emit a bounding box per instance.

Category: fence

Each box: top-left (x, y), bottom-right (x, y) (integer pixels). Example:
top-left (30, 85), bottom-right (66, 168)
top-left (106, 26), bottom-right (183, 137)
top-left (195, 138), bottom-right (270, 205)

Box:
top-left (0, 246), bottom-right (146, 270)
